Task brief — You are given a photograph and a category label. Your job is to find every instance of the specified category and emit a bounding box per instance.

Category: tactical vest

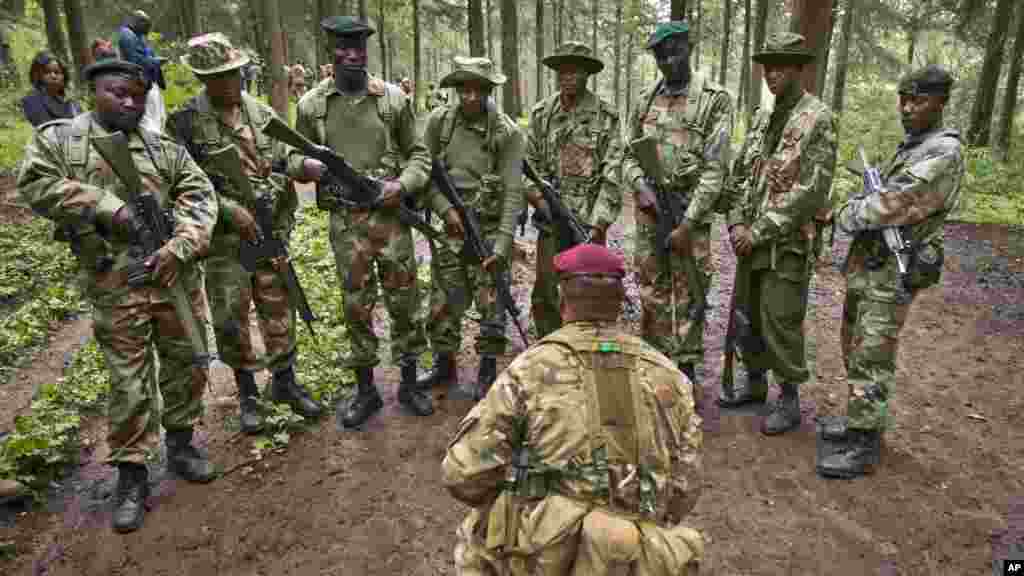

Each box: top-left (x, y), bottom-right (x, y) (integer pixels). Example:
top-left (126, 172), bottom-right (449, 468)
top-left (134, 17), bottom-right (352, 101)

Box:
top-left (433, 103), bottom-right (507, 219)
top-left (170, 92), bottom-right (276, 167)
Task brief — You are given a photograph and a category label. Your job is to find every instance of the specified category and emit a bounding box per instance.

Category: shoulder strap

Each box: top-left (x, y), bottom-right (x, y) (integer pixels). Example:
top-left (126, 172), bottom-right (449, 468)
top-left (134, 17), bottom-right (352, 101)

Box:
top-left (438, 105), bottom-right (457, 152)
top-left (634, 80), bottom-right (664, 140)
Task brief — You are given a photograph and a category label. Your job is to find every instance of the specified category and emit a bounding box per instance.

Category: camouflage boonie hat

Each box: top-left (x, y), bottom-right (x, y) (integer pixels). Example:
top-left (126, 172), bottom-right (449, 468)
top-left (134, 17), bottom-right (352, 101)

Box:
top-left (899, 65), bottom-right (955, 96)
top-left (321, 16), bottom-right (376, 37)
top-left (753, 32), bottom-right (815, 65)
top-left (183, 33), bottom-right (249, 76)
top-left (542, 41), bottom-right (604, 74)
top-left (646, 20), bottom-right (695, 49)
top-left (440, 56), bottom-right (506, 88)
top-left (131, 9), bottom-right (150, 21)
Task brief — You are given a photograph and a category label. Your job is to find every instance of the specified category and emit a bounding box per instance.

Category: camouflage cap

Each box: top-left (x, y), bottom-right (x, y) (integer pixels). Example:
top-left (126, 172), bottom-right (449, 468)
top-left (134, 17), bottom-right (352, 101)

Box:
top-left (753, 32), bottom-right (815, 65)
top-left (439, 56), bottom-right (506, 88)
top-left (554, 244), bottom-right (626, 279)
top-left (542, 41), bottom-right (604, 75)
top-left (183, 33), bottom-right (249, 76)
top-left (321, 16), bottom-right (376, 38)
top-left (131, 9), bottom-right (150, 21)
top-left (898, 65), bottom-right (955, 96)
top-left (646, 20), bottom-right (693, 49)
top-left (83, 59), bottom-right (148, 86)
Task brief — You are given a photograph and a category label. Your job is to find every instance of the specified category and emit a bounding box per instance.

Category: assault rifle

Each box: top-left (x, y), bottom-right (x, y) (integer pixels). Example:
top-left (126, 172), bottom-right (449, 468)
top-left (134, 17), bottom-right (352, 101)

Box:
top-left (521, 160), bottom-right (590, 251)
top-left (431, 158), bottom-right (529, 347)
top-left (260, 116), bottom-right (442, 242)
top-left (849, 145), bottom-right (911, 276)
top-left (204, 144), bottom-right (318, 338)
top-left (630, 135), bottom-right (707, 332)
top-left (91, 131), bottom-right (209, 366)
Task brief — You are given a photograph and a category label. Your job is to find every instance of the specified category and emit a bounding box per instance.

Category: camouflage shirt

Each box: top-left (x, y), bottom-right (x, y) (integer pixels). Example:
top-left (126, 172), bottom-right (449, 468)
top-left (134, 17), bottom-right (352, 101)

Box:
top-left (622, 72), bottom-right (734, 224)
top-left (527, 90), bottom-right (623, 230)
top-left (17, 112), bottom-right (217, 273)
top-left (443, 321), bottom-right (703, 526)
top-left (727, 88), bottom-right (837, 262)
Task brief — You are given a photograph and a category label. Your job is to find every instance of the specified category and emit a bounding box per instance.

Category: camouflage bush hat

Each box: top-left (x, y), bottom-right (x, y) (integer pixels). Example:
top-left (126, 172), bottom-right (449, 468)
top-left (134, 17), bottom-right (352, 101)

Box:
top-left (321, 16), bottom-right (376, 38)
top-left (753, 32), bottom-right (815, 65)
top-left (554, 244), bottom-right (625, 279)
top-left (646, 21), bottom-right (695, 49)
top-left (899, 65), bottom-right (955, 96)
top-left (183, 33), bottom-right (249, 76)
top-left (83, 59), bottom-right (148, 86)
top-left (542, 41), bottom-right (604, 75)
top-left (439, 56), bottom-right (506, 88)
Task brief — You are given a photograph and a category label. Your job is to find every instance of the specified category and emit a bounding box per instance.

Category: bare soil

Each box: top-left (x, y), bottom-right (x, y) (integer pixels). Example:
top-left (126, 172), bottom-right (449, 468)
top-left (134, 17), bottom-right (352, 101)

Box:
top-left (0, 186), bottom-right (1021, 575)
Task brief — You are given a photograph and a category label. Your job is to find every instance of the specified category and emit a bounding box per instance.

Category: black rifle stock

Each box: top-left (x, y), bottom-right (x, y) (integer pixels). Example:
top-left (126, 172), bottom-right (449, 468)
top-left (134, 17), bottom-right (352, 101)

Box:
top-left (521, 160), bottom-right (590, 251)
top-left (204, 144), bottom-right (318, 338)
top-left (430, 158), bottom-right (529, 347)
top-left (90, 131), bottom-right (209, 365)
top-left (848, 145), bottom-right (911, 276)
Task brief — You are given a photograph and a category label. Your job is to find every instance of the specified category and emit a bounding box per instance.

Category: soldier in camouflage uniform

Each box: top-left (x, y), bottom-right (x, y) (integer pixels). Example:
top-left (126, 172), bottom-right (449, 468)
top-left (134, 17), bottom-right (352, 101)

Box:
top-left (288, 16), bottom-right (432, 429)
top-left (622, 21), bottom-right (734, 403)
top-left (18, 60), bottom-right (219, 533)
top-left (719, 33), bottom-right (837, 436)
top-left (167, 33), bottom-right (323, 435)
top-left (443, 244), bottom-right (704, 575)
top-left (526, 41), bottom-right (623, 339)
top-left (817, 66), bottom-right (963, 479)
top-left (417, 56), bottom-right (525, 400)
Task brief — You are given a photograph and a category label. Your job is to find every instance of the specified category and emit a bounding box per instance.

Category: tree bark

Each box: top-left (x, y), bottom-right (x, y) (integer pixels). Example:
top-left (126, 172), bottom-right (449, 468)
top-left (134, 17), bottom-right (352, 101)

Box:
top-left (486, 0), bottom-right (494, 60)
top-left (358, 0), bottom-right (368, 20)
top-left (738, 0), bottom-right (751, 116)
top-left (181, 0), bottom-right (200, 38)
top-left (831, 0), bottom-right (854, 114)
top-left (719, 0), bottom-right (731, 85)
top-left (671, 0), bottom-right (687, 21)
top-left (413, 0), bottom-right (421, 112)
top-left (591, 0), bottom-right (598, 91)
top-left (625, 27), bottom-right (634, 120)
top-left (468, 0), bottom-right (484, 56)
top-left (749, 0), bottom-right (768, 125)
top-left (62, 0), bottom-right (86, 82)
top-left (316, 0), bottom-right (332, 71)
top-left (555, 0), bottom-right (563, 47)
top-left (500, 0), bottom-right (520, 117)
top-left (40, 0), bottom-right (68, 65)
top-left (790, 0), bottom-right (833, 95)
top-left (693, 0), bottom-right (701, 70)
top-left (995, 2), bottom-right (1024, 160)
top-left (377, 0), bottom-right (387, 79)
top-left (536, 0), bottom-right (545, 103)
top-left (265, 0), bottom-right (288, 119)
top-left (968, 0), bottom-right (1014, 147)
top-left (613, 0), bottom-right (623, 114)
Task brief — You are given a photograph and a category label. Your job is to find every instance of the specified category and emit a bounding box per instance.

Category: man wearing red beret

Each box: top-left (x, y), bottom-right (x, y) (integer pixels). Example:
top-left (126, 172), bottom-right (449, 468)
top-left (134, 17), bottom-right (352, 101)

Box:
top-left (443, 244), bottom-right (705, 574)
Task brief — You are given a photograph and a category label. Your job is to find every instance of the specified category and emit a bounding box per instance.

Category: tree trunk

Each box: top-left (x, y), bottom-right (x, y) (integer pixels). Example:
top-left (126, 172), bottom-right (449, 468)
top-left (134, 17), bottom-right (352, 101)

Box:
top-left (468, 0), bottom-right (484, 56)
top-left (180, 0), bottom-right (200, 38)
top-left (625, 28), bottom-right (634, 119)
top-left (500, 0), bottom-right (520, 117)
top-left (265, 0), bottom-right (288, 119)
top-left (693, 0), bottom-right (701, 70)
top-left (486, 0), bottom-right (494, 60)
top-left (831, 0), bottom-right (854, 114)
top-left (906, 26), bottom-right (916, 66)
top-left (62, 0), bottom-right (86, 82)
top-left (790, 0), bottom-right (833, 95)
top-left (377, 0), bottom-right (386, 79)
top-left (3, 0), bottom-right (26, 20)
top-left (816, 2), bottom-right (837, 99)
top-left (968, 0), bottom-right (1014, 147)
top-left (995, 2), bottom-right (1024, 160)
top-left (591, 0), bottom-right (598, 91)
top-left (719, 0), bottom-right (731, 85)
top-left (738, 0), bottom-right (751, 116)
top-left (316, 0), bottom-right (332, 71)
top-left (555, 0), bottom-right (563, 47)
top-left (671, 0), bottom-right (687, 20)
top-left (749, 0), bottom-right (768, 125)
top-left (613, 0), bottom-right (623, 114)
top-left (413, 0), bottom-right (421, 112)
top-left (40, 0), bottom-right (68, 65)
top-left (358, 0), bottom-right (368, 20)
top-left (536, 0), bottom-right (545, 103)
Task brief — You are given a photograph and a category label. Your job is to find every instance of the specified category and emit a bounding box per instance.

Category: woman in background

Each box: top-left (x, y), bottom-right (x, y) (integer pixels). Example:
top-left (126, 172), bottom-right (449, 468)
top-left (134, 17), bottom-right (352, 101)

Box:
top-left (21, 51), bottom-right (81, 127)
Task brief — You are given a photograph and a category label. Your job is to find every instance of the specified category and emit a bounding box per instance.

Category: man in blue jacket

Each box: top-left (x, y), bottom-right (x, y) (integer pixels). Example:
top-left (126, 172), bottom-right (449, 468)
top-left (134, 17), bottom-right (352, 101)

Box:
top-left (117, 10), bottom-right (165, 131)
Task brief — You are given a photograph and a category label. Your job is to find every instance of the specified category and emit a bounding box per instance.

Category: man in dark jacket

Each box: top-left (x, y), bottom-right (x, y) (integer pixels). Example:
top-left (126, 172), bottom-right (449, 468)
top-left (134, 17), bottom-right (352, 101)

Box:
top-left (117, 10), bottom-right (165, 131)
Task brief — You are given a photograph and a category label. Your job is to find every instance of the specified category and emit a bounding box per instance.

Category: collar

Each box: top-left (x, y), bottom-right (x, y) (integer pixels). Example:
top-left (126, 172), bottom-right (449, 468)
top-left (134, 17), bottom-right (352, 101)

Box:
top-left (898, 124), bottom-right (944, 152)
top-left (325, 72), bottom-right (387, 98)
top-left (772, 83), bottom-right (803, 117)
top-left (557, 89), bottom-right (597, 114)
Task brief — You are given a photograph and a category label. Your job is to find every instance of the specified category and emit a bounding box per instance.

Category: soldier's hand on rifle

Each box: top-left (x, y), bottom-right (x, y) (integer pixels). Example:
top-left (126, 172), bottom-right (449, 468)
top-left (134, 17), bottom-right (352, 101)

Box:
top-left (730, 224), bottom-right (754, 257)
top-left (110, 204), bottom-right (142, 243)
top-left (146, 245), bottom-right (182, 289)
top-left (232, 206), bottom-right (261, 244)
top-left (525, 189), bottom-right (552, 222)
top-left (378, 180), bottom-right (403, 208)
top-left (443, 208), bottom-right (465, 239)
top-left (300, 158), bottom-right (327, 182)
top-left (481, 254), bottom-right (500, 272)
top-left (668, 221), bottom-right (692, 255)
top-left (589, 225), bottom-right (608, 246)
top-left (632, 177), bottom-right (658, 214)
top-left (270, 254), bottom-right (288, 274)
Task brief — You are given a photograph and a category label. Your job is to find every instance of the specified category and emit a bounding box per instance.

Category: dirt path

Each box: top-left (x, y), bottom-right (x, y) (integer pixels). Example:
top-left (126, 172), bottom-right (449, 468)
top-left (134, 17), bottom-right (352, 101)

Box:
top-left (0, 185), bottom-right (1021, 574)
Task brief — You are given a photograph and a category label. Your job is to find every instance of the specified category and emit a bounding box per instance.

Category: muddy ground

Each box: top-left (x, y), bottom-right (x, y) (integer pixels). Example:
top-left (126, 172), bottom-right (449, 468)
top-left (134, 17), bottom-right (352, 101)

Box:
top-left (0, 183), bottom-right (1021, 575)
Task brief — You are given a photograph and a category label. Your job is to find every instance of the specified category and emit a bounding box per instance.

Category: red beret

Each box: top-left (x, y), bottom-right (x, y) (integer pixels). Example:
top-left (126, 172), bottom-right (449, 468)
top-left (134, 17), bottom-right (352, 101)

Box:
top-left (553, 244), bottom-right (625, 278)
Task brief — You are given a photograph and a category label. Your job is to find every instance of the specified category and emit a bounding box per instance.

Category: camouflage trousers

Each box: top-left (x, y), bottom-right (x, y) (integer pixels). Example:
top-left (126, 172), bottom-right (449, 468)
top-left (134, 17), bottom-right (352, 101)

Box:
top-left (530, 230), bottom-right (562, 339)
top-left (841, 261), bottom-right (915, 431)
top-left (635, 212), bottom-right (713, 367)
top-left (426, 231), bottom-right (507, 357)
top-left (740, 246), bottom-right (812, 384)
top-left (329, 208), bottom-right (426, 367)
top-left (85, 266), bottom-right (209, 466)
top-left (204, 235), bottom-right (296, 374)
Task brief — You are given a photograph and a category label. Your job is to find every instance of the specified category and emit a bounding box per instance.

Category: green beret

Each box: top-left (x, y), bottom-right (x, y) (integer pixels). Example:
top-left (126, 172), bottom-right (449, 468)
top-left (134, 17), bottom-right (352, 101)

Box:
top-left (646, 21), bottom-right (690, 50)
top-left (898, 65), bottom-right (955, 96)
top-left (83, 59), bottom-right (148, 86)
top-left (321, 16), bottom-right (376, 38)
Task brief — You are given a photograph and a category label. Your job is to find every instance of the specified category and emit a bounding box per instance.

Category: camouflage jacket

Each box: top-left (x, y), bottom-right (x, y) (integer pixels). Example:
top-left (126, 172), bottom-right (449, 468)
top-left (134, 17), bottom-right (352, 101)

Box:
top-left (622, 73), bottom-right (734, 225)
top-left (526, 90), bottom-right (623, 230)
top-left (442, 321), bottom-right (703, 532)
top-left (727, 89), bottom-right (837, 269)
top-left (286, 75), bottom-right (430, 205)
top-left (838, 126), bottom-right (963, 273)
top-left (17, 112), bottom-right (217, 276)
top-left (424, 103), bottom-right (525, 260)
top-left (167, 91), bottom-right (301, 237)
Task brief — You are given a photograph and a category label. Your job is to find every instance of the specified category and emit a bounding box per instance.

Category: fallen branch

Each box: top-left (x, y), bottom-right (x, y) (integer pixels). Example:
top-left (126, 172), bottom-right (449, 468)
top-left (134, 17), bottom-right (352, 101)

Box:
top-left (219, 457), bottom-right (264, 479)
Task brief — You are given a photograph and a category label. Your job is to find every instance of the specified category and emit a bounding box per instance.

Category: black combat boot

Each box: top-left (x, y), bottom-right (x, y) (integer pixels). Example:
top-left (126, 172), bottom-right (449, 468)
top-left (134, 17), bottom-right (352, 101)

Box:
top-left (761, 382), bottom-right (801, 436)
top-left (235, 370), bottom-right (263, 434)
top-left (416, 352), bottom-right (457, 390)
top-left (112, 463), bottom-right (149, 533)
top-left (270, 365), bottom-right (323, 419)
top-left (816, 429), bottom-right (882, 479)
top-left (718, 369), bottom-right (768, 408)
top-left (398, 361), bottom-right (434, 416)
top-left (166, 429), bottom-right (217, 483)
top-left (339, 367), bottom-right (383, 429)
top-left (679, 363), bottom-right (703, 410)
top-left (818, 415), bottom-right (849, 441)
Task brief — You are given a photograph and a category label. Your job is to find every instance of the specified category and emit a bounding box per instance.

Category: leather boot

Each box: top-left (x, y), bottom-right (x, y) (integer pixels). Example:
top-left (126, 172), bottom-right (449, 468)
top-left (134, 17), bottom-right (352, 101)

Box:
top-left (339, 367), bottom-right (383, 429)
top-left (818, 415), bottom-right (849, 441)
top-left (166, 429), bottom-right (217, 483)
top-left (398, 362), bottom-right (434, 416)
top-left (718, 369), bottom-right (768, 408)
top-left (270, 365), bottom-right (323, 419)
top-left (679, 363), bottom-right (703, 410)
top-left (817, 429), bottom-right (882, 479)
top-left (416, 352), bottom-right (456, 390)
top-left (761, 383), bottom-right (801, 436)
top-left (235, 370), bottom-right (263, 434)
top-left (112, 463), bottom-right (148, 533)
